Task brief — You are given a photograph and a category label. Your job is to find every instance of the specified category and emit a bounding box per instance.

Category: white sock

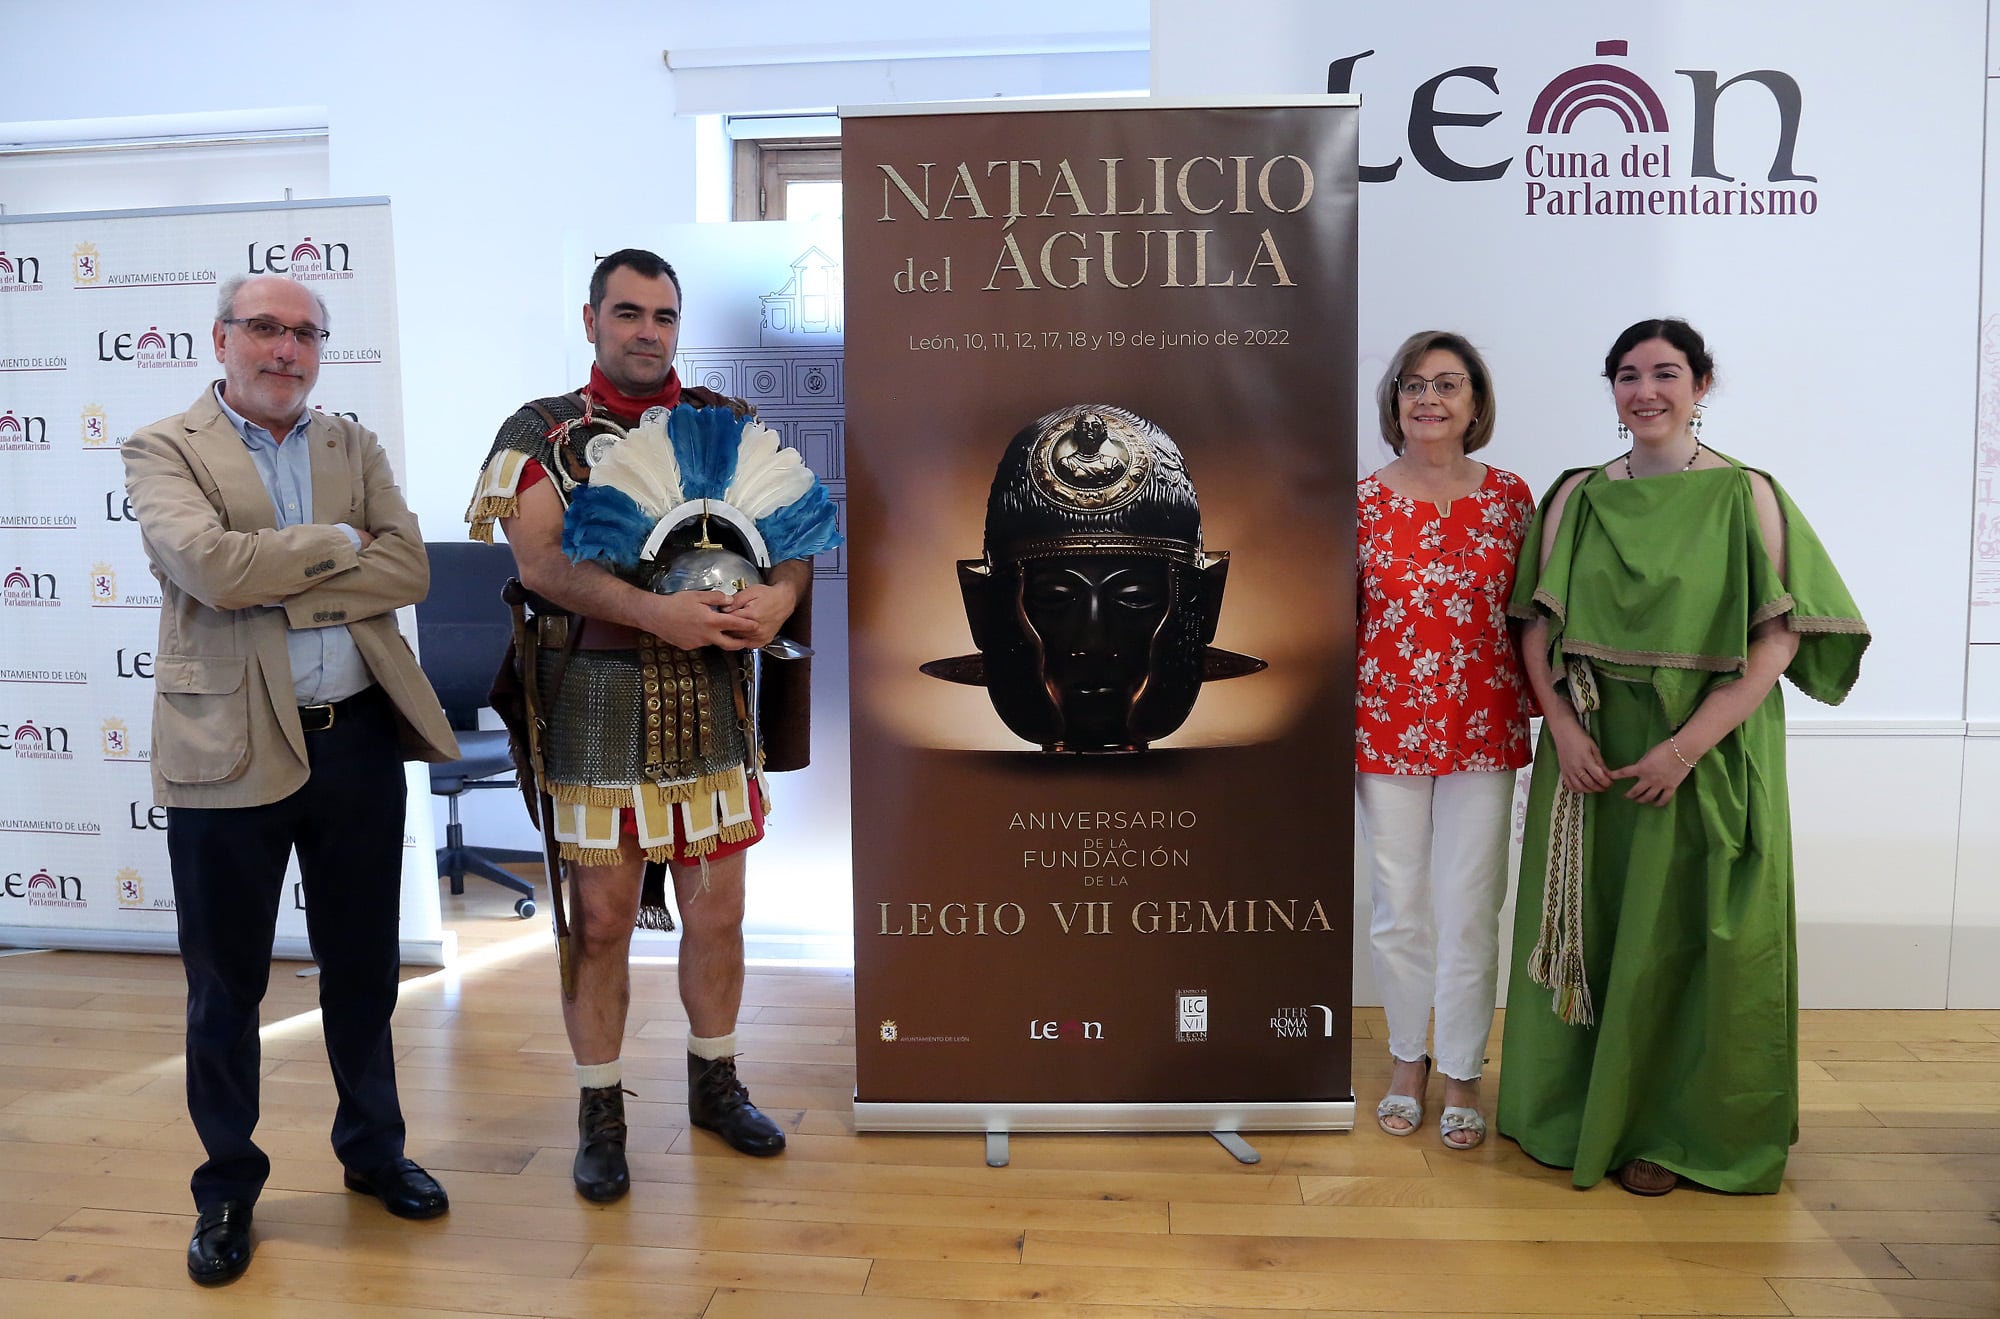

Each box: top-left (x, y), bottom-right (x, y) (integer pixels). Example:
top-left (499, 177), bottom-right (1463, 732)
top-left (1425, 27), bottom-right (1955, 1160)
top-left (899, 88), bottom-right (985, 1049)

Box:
top-left (576, 1059), bottom-right (622, 1089)
top-left (688, 1031), bottom-right (737, 1061)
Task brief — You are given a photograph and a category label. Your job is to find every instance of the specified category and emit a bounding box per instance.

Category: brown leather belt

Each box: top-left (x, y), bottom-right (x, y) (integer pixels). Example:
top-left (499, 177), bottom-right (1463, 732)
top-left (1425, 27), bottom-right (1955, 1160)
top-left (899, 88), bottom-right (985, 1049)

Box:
top-left (537, 615), bottom-right (641, 650)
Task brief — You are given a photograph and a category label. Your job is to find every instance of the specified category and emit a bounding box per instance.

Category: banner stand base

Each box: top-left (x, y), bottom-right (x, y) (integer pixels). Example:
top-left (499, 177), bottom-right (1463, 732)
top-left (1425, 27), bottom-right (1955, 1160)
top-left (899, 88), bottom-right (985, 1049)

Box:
top-left (1211, 1130), bottom-right (1262, 1164)
top-left (979, 1121), bottom-right (1273, 1167)
top-left (854, 1098), bottom-right (1355, 1135)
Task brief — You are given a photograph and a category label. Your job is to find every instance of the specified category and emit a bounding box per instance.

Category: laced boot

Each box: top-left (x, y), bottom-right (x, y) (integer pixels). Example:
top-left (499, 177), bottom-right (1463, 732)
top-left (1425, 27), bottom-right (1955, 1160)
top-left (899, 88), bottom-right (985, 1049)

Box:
top-left (573, 1084), bottom-right (630, 1201)
top-left (687, 1053), bottom-right (786, 1156)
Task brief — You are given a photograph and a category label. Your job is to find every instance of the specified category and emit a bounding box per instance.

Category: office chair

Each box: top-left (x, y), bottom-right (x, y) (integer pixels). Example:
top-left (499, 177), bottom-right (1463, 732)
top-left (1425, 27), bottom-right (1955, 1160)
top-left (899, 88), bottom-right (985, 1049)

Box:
top-left (417, 541), bottom-right (540, 919)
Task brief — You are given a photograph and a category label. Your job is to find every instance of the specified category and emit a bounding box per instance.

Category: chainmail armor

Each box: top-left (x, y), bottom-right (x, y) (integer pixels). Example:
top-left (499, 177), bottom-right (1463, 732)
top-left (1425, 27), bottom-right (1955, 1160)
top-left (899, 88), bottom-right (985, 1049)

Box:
top-left (536, 647), bottom-right (747, 789)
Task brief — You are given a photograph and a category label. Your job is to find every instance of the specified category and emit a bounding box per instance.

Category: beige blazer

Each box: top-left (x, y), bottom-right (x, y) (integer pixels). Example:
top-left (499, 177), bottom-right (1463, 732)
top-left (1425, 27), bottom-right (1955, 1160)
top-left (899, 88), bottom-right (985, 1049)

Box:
top-left (122, 385), bottom-right (460, 809)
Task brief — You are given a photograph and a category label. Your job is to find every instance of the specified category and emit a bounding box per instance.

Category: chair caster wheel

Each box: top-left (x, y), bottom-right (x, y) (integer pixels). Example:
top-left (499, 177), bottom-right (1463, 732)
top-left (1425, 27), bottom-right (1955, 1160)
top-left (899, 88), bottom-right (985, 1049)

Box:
top-left (515, 898), bottom-right (536, 919)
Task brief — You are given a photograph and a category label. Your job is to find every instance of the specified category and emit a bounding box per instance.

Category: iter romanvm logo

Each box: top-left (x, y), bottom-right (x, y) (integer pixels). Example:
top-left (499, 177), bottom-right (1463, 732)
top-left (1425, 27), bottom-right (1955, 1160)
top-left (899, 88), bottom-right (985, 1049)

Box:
top-left (1330, 38), bottom-right (1820, 218)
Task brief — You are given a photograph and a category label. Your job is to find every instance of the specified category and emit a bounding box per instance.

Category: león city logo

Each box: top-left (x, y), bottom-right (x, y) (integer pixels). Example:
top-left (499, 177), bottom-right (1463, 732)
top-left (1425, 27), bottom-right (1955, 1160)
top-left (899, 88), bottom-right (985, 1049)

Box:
top-left (1, 716), bottom-right (74, 759)
top-left (0, 411), bottom-right (50, 452)
top-left (3, 566), bottom-right (59, 608)
top-left (5, 867), bottom-right (86, 909)
top-left (1328, 38), bottom-right (1818, 218)
top-left (97, 325), bottom-right (198, 369)
top-left (247, 234), bottom-right (355, 281)
top-left (0, 250), bottom-right (43, 293)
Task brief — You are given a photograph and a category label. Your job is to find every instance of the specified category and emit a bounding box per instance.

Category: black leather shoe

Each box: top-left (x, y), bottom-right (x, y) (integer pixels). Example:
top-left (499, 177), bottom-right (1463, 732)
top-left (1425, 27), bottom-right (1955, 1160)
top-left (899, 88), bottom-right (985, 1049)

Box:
top-left (574, 1084), bottom-right (631, 1202)
top-left (342, 1156), bottom-right (450, 1219)
top-left (187, 1200), bottom-right (253, 1285)
top-left (687, 1052), bottom-right (786, 1156)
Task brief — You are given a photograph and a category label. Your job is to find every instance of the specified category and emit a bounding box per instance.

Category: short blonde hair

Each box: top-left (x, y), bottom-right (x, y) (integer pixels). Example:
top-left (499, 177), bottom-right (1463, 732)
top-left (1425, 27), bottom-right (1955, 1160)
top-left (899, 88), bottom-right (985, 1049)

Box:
top-left (1377, 330), bottom-right (1496, 456)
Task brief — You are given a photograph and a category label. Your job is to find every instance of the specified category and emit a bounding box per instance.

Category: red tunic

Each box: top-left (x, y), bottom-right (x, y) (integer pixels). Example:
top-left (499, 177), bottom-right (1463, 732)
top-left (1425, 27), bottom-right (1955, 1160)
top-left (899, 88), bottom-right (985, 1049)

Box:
top-left (1356, 465), bottom-right (1535, 775)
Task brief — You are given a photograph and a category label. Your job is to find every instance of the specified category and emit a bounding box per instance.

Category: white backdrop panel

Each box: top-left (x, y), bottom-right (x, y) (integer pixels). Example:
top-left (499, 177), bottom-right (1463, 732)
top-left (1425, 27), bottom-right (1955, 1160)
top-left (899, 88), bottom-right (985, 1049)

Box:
top-left (1976, 50), bottom-right (2000, 643)
top-left (0, 198), bottom-right (446, 964)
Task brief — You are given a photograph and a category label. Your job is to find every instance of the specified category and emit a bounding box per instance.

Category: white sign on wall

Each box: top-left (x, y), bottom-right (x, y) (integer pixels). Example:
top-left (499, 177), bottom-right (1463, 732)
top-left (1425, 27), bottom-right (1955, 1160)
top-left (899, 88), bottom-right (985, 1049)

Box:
top-left (1153, 0), bottom-right (1987, 722)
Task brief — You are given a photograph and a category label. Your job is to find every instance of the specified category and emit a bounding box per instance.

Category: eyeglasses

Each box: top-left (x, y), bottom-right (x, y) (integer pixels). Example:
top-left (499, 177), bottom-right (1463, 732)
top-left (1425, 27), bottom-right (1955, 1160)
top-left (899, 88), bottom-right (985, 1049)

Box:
top-left (1397, 372), bottom-right (1470, 400)
top-left (222, 316), bottom-right (330, 349)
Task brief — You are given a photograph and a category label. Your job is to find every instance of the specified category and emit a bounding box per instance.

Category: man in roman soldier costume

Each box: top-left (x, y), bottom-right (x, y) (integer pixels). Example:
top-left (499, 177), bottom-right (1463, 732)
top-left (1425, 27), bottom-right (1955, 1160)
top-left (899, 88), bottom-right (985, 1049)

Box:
top-left (466, 249), bottom-right (840, 1201)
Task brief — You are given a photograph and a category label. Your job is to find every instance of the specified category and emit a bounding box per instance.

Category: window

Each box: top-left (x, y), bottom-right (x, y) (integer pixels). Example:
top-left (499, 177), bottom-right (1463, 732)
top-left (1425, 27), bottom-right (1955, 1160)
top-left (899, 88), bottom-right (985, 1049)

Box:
top-left (732, 137), bottom-right (842, 221)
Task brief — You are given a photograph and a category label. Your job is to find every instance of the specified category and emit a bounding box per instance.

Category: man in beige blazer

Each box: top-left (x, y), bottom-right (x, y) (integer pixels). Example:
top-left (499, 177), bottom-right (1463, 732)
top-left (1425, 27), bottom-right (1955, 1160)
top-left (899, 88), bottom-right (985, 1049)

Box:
top-left (123, 272), bottom-right (460, 1286)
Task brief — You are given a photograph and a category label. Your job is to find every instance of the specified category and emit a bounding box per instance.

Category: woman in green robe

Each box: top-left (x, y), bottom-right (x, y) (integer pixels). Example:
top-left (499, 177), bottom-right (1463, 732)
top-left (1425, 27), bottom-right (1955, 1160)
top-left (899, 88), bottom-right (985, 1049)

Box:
top-left (1497, 319), bottom-right (1868, 1196)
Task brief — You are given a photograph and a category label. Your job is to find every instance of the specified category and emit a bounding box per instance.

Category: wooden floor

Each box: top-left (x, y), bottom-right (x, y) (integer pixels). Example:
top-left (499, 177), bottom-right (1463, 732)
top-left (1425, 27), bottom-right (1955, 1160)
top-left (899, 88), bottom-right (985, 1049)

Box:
top-left (1, 875), bottom-right (1996, 1318)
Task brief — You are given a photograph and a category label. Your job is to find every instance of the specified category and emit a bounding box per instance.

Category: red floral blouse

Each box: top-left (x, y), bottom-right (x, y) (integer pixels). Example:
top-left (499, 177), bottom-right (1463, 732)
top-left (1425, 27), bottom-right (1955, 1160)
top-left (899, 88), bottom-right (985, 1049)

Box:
top-left (1356, 466), bottom-right (1536, 775)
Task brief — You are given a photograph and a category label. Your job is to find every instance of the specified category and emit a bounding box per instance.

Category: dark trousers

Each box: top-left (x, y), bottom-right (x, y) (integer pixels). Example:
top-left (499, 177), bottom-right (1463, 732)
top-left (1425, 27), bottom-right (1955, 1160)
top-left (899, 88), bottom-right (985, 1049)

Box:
top-left (167, 685), bottom-right (409, 1210)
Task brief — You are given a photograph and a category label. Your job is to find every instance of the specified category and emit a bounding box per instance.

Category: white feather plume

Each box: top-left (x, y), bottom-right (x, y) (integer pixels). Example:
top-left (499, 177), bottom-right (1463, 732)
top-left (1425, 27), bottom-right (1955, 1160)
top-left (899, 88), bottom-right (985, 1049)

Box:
top-left (587, 417), bottom-right (684, 519)
top-left (725, 420), bottom-right (814, 521)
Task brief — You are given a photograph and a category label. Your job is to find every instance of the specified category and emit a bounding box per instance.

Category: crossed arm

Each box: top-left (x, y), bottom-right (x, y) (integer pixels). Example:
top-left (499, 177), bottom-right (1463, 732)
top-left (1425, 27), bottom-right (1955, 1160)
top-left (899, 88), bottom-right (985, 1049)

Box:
top-left (122, 423), bottom-right (428, 626)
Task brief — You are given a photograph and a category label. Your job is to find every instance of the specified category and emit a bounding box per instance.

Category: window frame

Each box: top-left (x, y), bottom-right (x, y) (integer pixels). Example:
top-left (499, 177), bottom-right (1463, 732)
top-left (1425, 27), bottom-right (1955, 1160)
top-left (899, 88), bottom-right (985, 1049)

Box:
top-left (732, 137), bottom-right (841, 221)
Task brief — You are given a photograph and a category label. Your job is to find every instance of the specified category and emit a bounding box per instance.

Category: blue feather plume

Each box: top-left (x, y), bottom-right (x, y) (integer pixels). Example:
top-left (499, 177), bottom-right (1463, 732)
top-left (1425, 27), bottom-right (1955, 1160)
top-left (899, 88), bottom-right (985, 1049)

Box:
top-left (562, 484), bottom-right (654, 572)
top-left (669, 403), bottom-right (743, 500)
top-left (562, 402), bottom-right (843, 572)
top-left (757, 483), bottom-right (844, 564)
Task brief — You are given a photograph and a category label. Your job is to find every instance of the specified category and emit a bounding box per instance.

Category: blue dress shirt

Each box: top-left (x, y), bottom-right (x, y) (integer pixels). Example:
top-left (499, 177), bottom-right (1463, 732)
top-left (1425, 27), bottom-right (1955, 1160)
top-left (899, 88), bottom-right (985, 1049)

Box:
top-left (212, 383), bottom-right (374, 706)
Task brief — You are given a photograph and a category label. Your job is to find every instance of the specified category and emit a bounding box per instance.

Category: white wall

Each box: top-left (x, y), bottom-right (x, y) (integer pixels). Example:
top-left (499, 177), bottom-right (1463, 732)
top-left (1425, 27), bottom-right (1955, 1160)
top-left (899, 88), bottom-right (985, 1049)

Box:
top-left (1954, 16), bottom-right (2000, 1004)
top-left (0, 0), bottom-right (1147, 964)
top-left (1152, 0), bottom-right (1998, 1008)
top-left (0, 0), bottom-right (1146, 538)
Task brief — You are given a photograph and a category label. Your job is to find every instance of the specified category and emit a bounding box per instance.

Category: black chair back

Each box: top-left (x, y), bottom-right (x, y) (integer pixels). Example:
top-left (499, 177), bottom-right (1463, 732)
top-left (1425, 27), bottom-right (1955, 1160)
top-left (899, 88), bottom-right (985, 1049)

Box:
top-left (416, 541), bottom-right (520, 730)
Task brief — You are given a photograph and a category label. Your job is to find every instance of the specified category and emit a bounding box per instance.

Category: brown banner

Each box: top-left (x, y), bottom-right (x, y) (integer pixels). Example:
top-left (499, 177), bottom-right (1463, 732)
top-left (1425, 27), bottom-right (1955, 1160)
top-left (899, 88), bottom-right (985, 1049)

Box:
top-left (844, 101), bottom-right (1358, 1126)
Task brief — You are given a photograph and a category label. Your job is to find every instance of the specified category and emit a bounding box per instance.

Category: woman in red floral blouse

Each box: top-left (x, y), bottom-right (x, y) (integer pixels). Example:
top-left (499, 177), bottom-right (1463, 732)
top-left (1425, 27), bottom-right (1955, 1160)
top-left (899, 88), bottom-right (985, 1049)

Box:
top-left (1357, 330), bottom-right (1535, 1149)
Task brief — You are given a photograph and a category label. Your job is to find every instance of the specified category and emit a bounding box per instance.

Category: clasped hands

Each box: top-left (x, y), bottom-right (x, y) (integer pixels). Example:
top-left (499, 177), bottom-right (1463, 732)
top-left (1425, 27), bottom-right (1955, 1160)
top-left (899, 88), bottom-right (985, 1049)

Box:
top-left (643, 581), bottom-right (795, 652)
top-left (1551, 723), bottom-right (1692, 806)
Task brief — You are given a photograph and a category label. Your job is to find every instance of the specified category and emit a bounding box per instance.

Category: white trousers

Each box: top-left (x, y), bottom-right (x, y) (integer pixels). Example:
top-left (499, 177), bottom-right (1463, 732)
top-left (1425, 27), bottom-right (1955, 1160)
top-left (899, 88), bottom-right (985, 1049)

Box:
top-left (1357, 769), bottom-right (1515, 1082)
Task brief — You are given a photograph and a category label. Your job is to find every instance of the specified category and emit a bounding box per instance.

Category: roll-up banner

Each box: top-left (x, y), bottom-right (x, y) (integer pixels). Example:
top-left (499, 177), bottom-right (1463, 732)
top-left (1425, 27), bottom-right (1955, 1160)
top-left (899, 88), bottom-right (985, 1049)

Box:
top-left (843, 98), bottom-right (1359, 1132)
top-left (0, 199), bottom-right (446, 965)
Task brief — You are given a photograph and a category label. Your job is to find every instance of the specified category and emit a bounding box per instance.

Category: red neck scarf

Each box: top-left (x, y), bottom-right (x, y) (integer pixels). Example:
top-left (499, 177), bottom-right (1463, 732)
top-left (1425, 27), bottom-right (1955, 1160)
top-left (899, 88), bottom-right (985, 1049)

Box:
top-left (584, 363), bottom-right (681, 423)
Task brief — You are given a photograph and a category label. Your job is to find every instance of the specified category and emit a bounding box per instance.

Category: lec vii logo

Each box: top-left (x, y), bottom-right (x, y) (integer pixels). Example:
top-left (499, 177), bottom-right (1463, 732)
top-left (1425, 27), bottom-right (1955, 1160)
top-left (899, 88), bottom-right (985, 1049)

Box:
top-left (1329, 38), bottom-right (1812, 187)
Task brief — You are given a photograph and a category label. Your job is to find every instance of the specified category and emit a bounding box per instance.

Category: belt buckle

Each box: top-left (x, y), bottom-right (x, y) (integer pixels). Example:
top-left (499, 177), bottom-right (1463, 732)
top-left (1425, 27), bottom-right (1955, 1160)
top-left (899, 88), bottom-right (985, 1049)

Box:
top-left (299, 702), bottom-right (336, 733)
top-left (536, 614), bottom-right (569, 648)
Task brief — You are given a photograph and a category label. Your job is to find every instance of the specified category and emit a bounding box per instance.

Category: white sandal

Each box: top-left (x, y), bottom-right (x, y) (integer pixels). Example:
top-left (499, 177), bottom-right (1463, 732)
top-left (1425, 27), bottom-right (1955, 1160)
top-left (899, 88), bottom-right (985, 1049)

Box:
top-left (1375, 1056), bottom-right (1430, 1137)
top-left (1439, 1105), bottom-right (1486, 1150)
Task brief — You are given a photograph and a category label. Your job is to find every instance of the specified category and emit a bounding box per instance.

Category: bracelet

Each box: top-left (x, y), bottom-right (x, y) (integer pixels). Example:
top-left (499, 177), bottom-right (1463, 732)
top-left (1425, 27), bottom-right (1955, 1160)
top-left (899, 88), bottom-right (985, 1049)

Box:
top-left (1668, 735), bottom-right (1697, 770)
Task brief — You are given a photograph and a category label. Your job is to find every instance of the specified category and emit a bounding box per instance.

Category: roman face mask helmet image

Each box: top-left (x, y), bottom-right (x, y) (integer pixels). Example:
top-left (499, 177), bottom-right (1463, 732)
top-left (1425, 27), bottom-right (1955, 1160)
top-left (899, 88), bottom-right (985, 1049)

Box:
top-left (922, 403), bottom-right (1265, 753)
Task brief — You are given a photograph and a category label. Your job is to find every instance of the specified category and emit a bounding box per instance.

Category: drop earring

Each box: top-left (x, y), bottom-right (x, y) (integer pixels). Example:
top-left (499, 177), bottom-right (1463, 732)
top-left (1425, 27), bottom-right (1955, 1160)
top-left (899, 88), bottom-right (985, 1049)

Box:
top-left (1691, 405), bottom-right (1705, 439)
